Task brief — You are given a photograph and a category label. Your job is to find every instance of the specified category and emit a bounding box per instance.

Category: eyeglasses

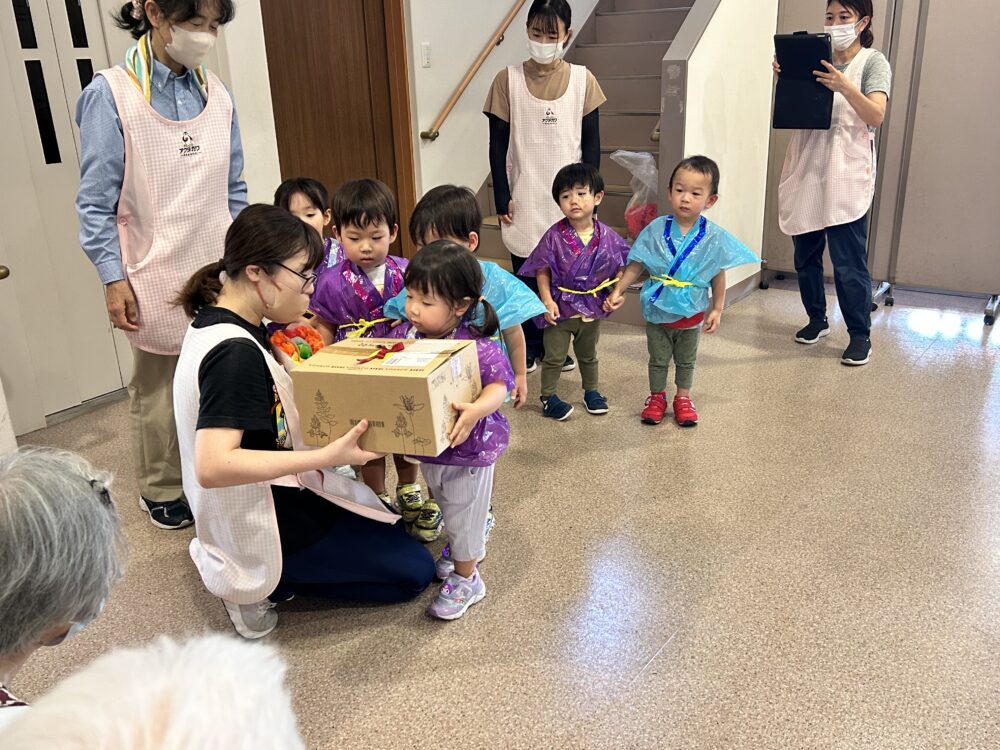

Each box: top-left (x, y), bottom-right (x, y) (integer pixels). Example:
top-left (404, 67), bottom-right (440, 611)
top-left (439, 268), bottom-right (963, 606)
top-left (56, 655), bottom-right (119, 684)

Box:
top-left (275, 263), bottom-right (318, 293)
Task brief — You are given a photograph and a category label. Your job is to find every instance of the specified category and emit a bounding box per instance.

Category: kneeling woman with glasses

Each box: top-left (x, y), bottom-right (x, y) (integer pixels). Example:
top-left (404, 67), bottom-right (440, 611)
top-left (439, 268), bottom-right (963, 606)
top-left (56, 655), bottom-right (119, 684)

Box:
top-left (173, 204), bottom-right (434, 640)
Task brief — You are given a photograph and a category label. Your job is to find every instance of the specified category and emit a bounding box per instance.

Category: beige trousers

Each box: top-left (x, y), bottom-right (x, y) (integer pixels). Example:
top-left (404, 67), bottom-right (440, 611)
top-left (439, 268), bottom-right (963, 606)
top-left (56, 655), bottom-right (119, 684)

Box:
top-left (128, 346), bottom-right (183, 501)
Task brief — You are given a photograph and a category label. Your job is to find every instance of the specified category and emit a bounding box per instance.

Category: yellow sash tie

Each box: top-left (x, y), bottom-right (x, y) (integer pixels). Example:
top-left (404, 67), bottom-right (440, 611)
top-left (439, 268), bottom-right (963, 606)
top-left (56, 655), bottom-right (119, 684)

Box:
top-left (650, 274), bottom-right (693, 289)
top-left (338, 317), bottom-right (392, 338)
top-left (556, 276), bottom-right (621, 297)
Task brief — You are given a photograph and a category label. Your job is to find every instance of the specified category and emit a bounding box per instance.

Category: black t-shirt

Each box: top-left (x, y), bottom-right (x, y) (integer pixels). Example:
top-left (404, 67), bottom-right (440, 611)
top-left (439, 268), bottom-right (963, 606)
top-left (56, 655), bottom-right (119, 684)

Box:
top-left (193, 307), bottom-right (340, 554)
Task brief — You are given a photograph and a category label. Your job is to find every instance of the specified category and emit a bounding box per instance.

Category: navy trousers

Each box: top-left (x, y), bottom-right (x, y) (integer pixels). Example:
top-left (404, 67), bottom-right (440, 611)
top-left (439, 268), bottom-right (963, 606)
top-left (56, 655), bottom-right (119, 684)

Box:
top-left (792, 214), bottom-right (872, 339)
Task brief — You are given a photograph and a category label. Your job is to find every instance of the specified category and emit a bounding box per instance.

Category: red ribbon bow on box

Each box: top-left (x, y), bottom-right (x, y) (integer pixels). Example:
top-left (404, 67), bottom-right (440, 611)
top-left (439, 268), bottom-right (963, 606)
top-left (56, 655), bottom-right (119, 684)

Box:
top-left (356, 342), bottom-right (405, 364)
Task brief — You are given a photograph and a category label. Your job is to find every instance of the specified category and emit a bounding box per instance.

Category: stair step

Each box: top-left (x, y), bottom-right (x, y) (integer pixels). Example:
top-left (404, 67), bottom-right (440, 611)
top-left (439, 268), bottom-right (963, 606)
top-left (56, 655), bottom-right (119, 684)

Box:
top-left (614, 0), bottom-right (691, 11)
top-left (595, 7), bottom-right (691, 44)
top-left (570, 40), bottom-right (671, 77)
top-left (601, 111), bottom-right (660, 146)
top-left (596, 74), bottom-right (661, 111)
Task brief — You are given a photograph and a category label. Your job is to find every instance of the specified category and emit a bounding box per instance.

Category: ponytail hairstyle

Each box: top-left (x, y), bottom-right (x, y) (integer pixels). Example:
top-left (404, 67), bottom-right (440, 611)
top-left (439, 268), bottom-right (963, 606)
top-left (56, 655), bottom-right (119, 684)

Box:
top-left (403, 241), bottom-right (499, 339)
top-left (176, 204), bottom-right (325, 318)
top-left (827, 0), bottom-right (875, 48)
top-left (115, 0), bottom-right (235, 40)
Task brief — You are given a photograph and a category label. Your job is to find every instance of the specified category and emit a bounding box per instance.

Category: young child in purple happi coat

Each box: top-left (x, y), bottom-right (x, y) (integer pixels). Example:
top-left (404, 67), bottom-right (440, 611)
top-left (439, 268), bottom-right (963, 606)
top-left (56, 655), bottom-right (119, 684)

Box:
top-left (306, 179), bottom-right (428, 533)
top-left (517, 162), bottom-right (630, 421)
top-left (390, 241), bottom-right (514, 620)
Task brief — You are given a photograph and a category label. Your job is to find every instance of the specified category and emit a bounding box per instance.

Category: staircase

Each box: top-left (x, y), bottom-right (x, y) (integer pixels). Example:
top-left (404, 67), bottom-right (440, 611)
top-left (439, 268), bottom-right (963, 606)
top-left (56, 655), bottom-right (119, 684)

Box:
top-left (476, 0), bottom-right (694, 278)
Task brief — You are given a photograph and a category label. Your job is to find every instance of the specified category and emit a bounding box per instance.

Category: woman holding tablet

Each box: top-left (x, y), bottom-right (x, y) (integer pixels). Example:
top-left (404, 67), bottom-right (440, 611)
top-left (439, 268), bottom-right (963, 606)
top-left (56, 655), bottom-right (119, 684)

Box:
top-left (776, 0), bottom-right (891, 366)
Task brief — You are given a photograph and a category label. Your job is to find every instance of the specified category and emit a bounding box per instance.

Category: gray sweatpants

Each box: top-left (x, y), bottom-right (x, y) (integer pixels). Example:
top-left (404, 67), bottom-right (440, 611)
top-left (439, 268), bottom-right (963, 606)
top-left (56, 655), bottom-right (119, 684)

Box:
top-left (420, 463), bottom-right (494, 562)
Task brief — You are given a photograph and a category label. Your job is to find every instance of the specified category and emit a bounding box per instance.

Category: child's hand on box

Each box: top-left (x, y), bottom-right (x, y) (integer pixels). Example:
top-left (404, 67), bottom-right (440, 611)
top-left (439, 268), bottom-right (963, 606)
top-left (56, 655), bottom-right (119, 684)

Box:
top-left (320, 420), bottom-right (385, 467)
top-left (449, 402), bottom-right (483, 448)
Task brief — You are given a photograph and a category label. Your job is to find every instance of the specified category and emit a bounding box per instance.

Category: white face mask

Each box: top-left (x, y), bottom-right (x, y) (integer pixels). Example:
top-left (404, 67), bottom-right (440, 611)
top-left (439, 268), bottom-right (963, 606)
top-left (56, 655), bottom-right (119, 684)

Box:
top-left (824, 21), bottom-right (862, 51)
top-left (165, 25), bottom-right (217, 69)
top-left (527, 37), bottom-right (567, 65)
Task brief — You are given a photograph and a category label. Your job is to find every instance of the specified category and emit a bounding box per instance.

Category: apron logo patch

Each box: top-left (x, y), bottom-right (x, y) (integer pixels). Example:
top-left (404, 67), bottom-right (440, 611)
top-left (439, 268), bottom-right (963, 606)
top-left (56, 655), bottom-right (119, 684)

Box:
top-left (179, 131), bottom-right (201, 156)
top-left (542, 107), bottom-right (558, 125)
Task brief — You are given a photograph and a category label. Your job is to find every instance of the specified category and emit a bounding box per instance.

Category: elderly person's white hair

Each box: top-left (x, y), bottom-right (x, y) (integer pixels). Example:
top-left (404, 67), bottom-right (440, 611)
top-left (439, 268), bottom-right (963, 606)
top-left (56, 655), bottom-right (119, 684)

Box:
top-left (0, 446), bottom-right (126, 658)
top-left (0, 635), bottom-right (306, 749)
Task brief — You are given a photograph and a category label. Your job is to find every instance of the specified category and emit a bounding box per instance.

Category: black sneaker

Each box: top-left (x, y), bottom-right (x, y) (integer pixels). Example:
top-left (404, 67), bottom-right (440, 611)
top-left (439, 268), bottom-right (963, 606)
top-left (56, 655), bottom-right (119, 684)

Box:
top-left (540, 394), bottom-right (574, 421)
top-left (841, 337), bottom-right (872, 366)
top-left (525, 357), bottom-right (538, 374)
top-left (794, 319), bottom-right (831, 344)
top-left (139, 496), bottom-right (194, 530)
top-left (561, 356), bottom-right (576, 372)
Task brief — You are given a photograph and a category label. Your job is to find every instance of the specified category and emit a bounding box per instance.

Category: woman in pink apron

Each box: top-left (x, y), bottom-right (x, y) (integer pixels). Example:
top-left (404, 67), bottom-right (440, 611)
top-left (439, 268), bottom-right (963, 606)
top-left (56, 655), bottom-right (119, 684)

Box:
top-left (484, 0), bottom-right (606, 373)
top-left (76, 0), bottom-right (247, 530)
top-left (777, 0), bottom-right (891, 366)
top-left (173, 205), bottom-right (434, 639)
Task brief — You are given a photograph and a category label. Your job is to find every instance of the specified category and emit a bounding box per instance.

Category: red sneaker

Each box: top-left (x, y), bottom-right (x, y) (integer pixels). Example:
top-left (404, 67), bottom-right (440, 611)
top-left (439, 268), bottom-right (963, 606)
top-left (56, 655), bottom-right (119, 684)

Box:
top-left (673, 396), bottom-right (698, 427)
top-left (641, 392), bottom-right (668, 424)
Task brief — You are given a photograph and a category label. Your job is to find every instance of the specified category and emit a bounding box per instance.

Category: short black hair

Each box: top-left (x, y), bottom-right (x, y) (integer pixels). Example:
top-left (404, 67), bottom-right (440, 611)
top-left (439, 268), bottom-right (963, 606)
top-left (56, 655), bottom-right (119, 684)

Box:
top-left (331, 179), bottom-right (398, 231)
top-left (669, 155), bottom-right (720, 196)
top-left (527, 0), bottom-right (572, 37)
top-left (115, 0), bottom-right (235, 40)
top-left (404, 240), bottom-right (499, 339)
top-left (551, 162), bottom-right (605, 203)
top-left (409, 185), bottom-right (482, 246)
top-left (273, 177), bottom-right (329, 213)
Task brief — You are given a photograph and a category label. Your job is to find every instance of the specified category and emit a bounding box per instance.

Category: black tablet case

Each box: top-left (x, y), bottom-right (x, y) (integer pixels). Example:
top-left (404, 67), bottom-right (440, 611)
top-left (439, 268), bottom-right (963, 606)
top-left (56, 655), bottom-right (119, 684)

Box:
top-left (773, 32), bottom-right (834, 130)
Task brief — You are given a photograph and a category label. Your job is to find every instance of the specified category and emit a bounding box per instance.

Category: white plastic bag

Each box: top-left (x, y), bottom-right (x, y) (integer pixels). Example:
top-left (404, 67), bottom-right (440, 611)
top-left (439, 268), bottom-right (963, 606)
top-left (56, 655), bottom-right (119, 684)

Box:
top-left (609, 150), bottom-right (659, 239)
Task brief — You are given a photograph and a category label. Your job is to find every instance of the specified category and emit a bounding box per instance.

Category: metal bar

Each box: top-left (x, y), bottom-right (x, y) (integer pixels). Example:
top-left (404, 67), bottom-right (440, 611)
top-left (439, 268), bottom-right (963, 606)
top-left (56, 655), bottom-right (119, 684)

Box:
top-left (885, 0), bottom-right (931, 285)
top-left (866, 0), bottom-right (902, 276)
top-left (420, 0), bottom-right (526, 141)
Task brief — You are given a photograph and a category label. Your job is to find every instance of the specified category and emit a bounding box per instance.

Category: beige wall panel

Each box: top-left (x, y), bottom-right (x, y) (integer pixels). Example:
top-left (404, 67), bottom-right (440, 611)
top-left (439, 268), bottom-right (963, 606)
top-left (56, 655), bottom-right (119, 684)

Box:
top-left (892, 1), bottom-right (1000, 294)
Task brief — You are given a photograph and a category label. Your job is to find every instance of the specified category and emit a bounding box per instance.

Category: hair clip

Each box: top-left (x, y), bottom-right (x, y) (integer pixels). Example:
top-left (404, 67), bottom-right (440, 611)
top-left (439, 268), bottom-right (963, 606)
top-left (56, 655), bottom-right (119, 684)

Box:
top-left (89, 478), bottom-right (112, 507)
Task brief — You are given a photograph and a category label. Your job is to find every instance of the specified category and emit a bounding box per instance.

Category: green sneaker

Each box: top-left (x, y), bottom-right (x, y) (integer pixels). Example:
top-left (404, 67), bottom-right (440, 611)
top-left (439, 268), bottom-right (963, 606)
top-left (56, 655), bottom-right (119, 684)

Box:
top-left (396, 483), bottom-right (425, 523)
top-left (411, 500), bottom-right (443, 543)
top-left (377, 492), bottom-right (399, 515)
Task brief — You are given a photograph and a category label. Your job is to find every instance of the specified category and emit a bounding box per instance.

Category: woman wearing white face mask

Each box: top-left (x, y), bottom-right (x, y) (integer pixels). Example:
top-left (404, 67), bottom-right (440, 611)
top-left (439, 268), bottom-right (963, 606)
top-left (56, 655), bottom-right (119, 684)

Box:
top-left (775, 0), bottom-right (891, 367)
top-left (0, 447), bottom-right (126, 729)
top-left (75, 1), bottom-right (247, 532)
top-left (484, 0), bottom-right (606, 375)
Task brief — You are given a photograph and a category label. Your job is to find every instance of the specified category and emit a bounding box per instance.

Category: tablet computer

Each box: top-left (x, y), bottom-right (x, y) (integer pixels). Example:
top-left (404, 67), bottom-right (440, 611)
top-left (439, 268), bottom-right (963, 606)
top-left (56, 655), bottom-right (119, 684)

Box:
top-left (773, 32), bottom-right (834, 130)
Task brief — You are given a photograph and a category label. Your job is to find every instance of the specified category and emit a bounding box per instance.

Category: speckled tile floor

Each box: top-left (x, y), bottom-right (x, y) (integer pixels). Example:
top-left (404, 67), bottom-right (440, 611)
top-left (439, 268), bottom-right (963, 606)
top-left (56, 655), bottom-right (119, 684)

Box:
top-left (11, 287), bottom-right (1000, 749)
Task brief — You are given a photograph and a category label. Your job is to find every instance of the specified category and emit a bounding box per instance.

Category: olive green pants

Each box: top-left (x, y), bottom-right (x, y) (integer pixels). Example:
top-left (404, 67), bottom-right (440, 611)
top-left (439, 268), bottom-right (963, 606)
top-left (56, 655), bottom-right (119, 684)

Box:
top-left (645, 322), bottom-right (701, 392)
top-left (541, 318), bottom-right (601, 396)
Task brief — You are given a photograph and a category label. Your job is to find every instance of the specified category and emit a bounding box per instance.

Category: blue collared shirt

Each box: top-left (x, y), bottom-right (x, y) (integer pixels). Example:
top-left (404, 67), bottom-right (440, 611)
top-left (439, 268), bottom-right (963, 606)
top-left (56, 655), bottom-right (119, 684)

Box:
top-left (75, 59), bottom-right (248, 284)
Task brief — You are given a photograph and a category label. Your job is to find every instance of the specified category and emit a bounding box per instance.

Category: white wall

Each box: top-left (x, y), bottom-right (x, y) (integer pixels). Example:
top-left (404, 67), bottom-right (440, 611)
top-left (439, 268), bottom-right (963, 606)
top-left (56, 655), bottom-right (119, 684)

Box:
top-left (213, 1), bottom-right (281, 203)
top-left (406, 0), bottom-right (600, 196)
top-left (0, 378), bottom-right (16, 455)
top-left (684, 0), bottom-right (779, 286)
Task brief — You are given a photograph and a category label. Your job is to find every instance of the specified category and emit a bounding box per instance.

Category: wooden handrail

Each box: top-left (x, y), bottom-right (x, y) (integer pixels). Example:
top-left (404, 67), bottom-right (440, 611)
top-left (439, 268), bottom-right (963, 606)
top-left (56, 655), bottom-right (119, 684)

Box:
top-left (420, 0), bottom-right (526, 141)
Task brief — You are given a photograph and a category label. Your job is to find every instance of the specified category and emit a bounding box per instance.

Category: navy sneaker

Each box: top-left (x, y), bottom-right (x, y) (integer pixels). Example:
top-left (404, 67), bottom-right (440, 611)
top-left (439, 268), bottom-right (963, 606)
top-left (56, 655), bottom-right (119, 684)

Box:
top-left (841, 337), bottom-right (872, 366)
top-left (540, 394), bottom-right (574, 421)
top-left (794, 318), bottom-right (830, 344)
top-left (139, 497), bottom-right (194, 530)
top-left (583, 390), bottom-right (609, 415)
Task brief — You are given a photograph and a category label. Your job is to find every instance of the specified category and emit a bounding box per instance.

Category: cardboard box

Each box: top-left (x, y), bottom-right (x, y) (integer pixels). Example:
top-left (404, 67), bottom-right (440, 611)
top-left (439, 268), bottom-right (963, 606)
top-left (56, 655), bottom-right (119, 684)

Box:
top-left (291, 338), bottom-right (482, 456)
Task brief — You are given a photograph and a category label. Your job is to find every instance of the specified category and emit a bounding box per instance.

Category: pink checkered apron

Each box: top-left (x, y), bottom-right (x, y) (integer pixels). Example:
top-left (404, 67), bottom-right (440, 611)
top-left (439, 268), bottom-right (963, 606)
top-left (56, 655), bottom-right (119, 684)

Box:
top-left (501, 62), bottom-right (586, 258)
top-left (174, 323), bottom-right (399, 605)
top-left (101, 66), bottom-right (234, 355)
top-left (778, 48), bottom-right (877, 236)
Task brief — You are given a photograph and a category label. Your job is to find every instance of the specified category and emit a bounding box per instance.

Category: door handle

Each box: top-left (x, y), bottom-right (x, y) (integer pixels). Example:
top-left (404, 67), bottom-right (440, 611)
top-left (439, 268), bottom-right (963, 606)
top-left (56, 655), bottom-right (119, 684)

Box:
top-left (0, 265), bottom-right (10, 280)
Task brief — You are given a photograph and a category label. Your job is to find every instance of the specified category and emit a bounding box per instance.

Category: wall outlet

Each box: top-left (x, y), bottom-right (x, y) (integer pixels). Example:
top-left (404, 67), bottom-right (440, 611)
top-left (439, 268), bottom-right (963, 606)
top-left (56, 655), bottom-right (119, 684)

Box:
top-left (420, 42), bottom-right (431, 68)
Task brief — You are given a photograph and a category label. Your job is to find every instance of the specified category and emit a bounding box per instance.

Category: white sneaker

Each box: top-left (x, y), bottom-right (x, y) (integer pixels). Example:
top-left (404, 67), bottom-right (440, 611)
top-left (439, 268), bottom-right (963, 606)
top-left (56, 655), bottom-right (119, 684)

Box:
top-left (223, 599), bottom-right (277, 639)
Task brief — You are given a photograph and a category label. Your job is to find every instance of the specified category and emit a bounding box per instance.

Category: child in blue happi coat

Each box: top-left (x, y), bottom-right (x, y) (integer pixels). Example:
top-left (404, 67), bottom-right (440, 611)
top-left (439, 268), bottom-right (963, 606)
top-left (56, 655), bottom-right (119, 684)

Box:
top-left (606, 156), bottom-right (760, 427)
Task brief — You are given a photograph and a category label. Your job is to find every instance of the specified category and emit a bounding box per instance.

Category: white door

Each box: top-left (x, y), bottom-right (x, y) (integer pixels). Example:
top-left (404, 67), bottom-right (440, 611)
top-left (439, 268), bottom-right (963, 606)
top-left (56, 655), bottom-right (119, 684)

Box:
top-left (0, 0), bottom-right (131, 435)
